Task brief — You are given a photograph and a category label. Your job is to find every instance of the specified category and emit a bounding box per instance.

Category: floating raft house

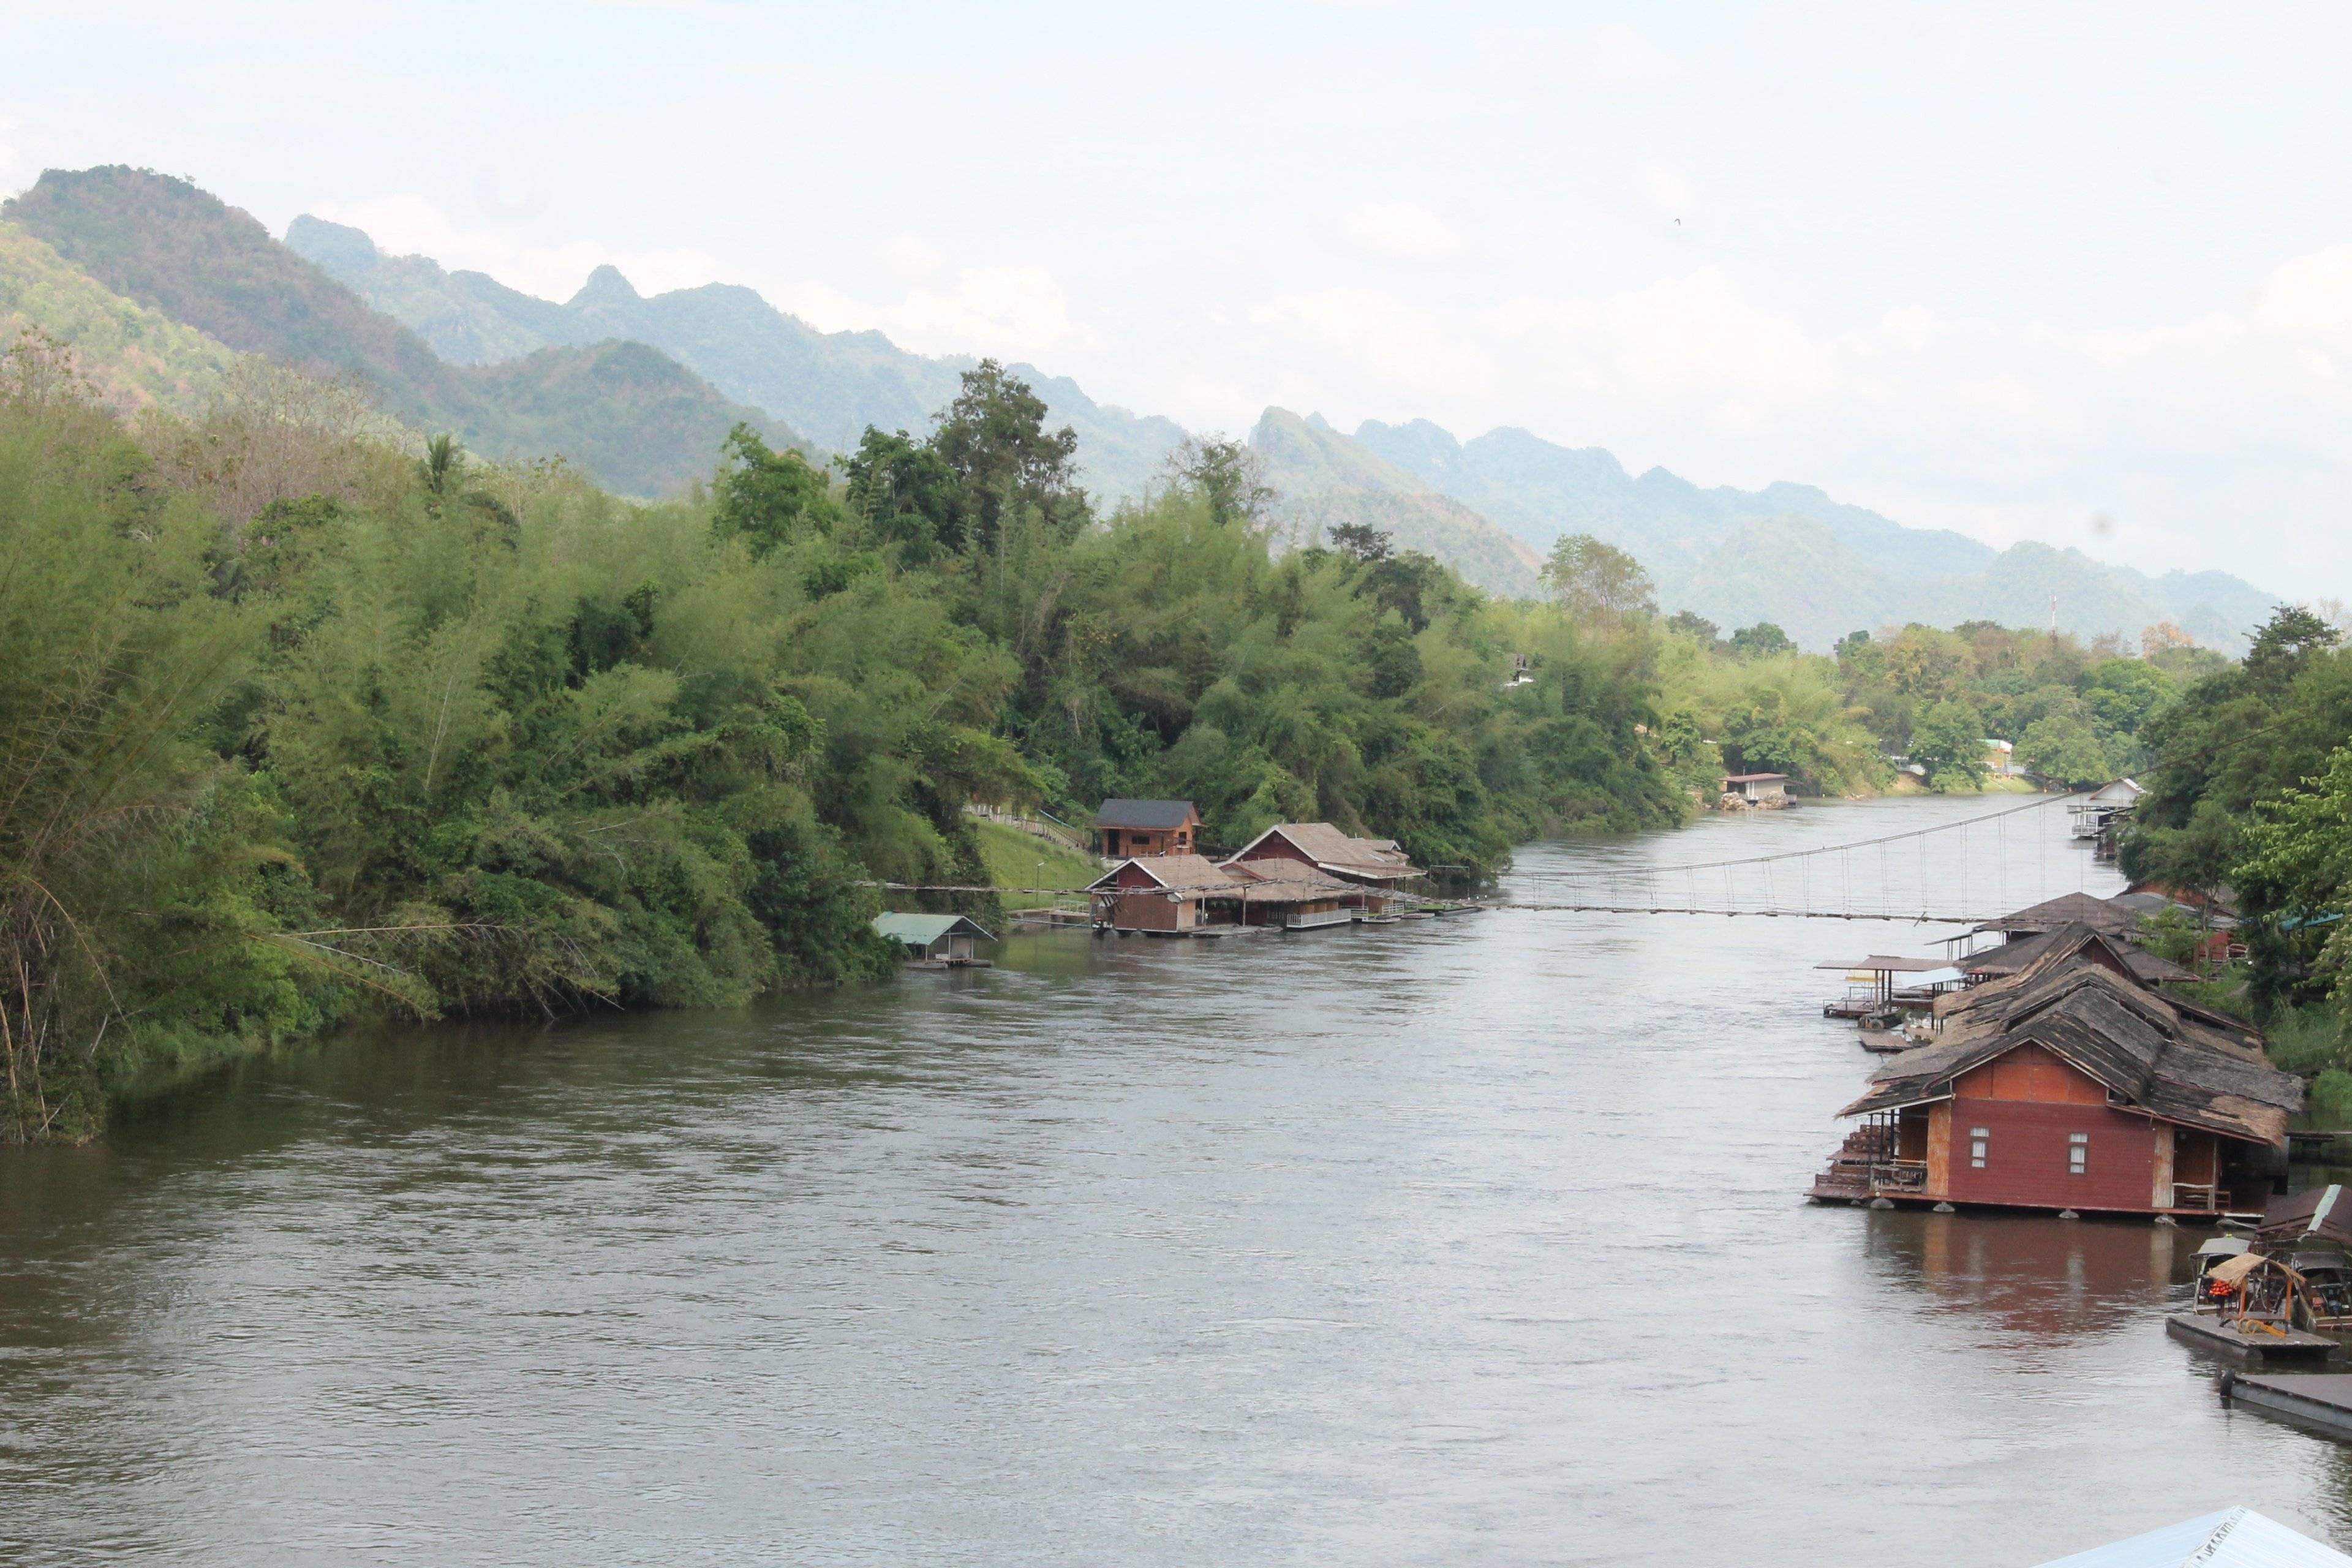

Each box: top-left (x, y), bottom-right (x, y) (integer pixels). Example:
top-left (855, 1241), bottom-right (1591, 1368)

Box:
top-left (872, 912), bottom-right (995, 965)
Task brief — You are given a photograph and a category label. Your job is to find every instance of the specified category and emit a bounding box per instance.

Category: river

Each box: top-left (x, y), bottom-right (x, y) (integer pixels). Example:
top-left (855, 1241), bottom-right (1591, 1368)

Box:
top-left (3, 795), bottom-right (2347, 1566)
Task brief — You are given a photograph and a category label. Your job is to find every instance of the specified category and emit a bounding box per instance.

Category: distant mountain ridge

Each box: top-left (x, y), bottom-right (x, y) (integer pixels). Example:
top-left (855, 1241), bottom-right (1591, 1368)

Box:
top-left (0, 165), bottom-right (2283, 649)
top-left (1349, 416), bottom-right (2277, 649)
top-left (1248, 410), bottom-right (1544, 598)
top-left (2, 167), bottom-right (793, 497)
top-left (284, 216), bottom-right (1188, 501)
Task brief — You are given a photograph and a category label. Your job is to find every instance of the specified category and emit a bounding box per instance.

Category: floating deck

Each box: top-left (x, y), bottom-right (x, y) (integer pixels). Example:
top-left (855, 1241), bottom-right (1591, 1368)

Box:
top-left (2225, 1372), bottom-right (2352, 1439)
top-left (2166, 1312), bottom-right (2340, 1365)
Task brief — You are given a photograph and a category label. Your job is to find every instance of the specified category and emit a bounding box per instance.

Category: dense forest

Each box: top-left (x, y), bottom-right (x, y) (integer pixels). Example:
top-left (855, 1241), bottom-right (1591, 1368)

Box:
top-left (0, 339), bottom-right (1689, 1141)
top-left (2, 315), bottom-right (2344, 1145)
top-left (2116, 606), bottom-right (2352, 1100)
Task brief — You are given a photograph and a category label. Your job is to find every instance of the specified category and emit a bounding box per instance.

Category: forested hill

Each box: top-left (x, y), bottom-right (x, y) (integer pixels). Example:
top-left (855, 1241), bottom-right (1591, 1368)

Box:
top-left (1352, 417), bottom-right (2278, 650)
top-left (284, 215), bottom-right (1188, 499)
top-left (0, 218), bottom-right (238, 410)
top-left (2, 168), bottom-right (791, 496)
top-left (0, 347), bottom-right (1686, 1142)
top-left (1248, 409), bottom-right (1544, 598)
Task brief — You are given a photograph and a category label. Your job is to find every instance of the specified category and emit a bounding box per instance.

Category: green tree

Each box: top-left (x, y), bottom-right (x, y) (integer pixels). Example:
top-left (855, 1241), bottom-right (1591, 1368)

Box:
top-left (928, 360), bottom-right (1085, 549)
top-left (2016, 714), bottom-right (2114, 787)
top-left (1542, 534), bottom-right (1654, 621)
top-left (1727, 622), bottom-right (1796, 660)
top-left (2079, 657), bottom-right (2172, 736)
top-left (1909, 699), bottom-right (1988, 791)
top-left (1164, 435), bottom-right (1275, 529)
top-left (711, 423), bottom-right (837, 556)
top-left (2236, 745), bottom-right (2352, 1011)
top-left (1665, 610), bottom-right (1721, 647)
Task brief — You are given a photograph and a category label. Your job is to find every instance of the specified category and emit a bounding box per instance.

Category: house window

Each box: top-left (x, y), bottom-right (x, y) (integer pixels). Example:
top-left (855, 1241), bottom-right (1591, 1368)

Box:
top-left (1970, 1127), bottom-right (1989, 1169)
top-left (2068, 1132), bottom-right (2089, 1175)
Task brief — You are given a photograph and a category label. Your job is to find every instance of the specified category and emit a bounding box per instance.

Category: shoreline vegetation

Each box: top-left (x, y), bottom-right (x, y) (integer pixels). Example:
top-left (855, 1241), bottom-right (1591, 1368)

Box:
top-left (1, 327), bottom-right (2340, 1144)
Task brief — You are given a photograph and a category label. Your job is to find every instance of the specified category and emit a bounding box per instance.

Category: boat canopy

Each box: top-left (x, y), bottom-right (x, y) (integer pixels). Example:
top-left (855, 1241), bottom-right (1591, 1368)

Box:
top-left (2034, 1506), bottom-right (2352, 1567)
top-left (2206, 1251), bottom-right (2293, 1289)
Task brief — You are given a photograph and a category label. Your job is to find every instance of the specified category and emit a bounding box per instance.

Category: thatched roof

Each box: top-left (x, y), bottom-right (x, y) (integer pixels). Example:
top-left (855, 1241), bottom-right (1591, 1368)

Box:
top-left (1972, 891), bottom-right (2140, 938)
top-left (1964, 922), bottom-right (2196, 984)
top-left (1844, 931), bottom-right (2299, 1146)
top-left (1084, 853), bottom-right (1246, 894)
top-left (1231, 823), bottom-right (1421, 881)
top-left (1226, 858), bottom-right (1357, 899)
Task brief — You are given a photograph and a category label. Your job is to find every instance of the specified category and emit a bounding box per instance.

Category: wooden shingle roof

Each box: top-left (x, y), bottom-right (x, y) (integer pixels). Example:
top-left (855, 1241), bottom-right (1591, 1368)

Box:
top-left (1231, 823), bottom-right (1421, 881)
top-left (1083, 853), bottom-right (1245, 894)
top-left (1972, 891), bottom-right (2139, 938)
top-left (1843, 935), bottom-right (2299, 1145)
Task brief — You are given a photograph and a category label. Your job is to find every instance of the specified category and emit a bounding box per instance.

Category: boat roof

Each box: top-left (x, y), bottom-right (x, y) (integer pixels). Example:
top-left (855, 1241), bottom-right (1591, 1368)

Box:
top-left (2033, 1506), bottom-right (2352, 1567)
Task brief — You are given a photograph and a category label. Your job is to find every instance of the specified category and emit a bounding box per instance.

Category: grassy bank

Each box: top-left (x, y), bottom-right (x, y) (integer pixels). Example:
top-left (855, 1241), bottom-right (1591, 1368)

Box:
top-left (974, 821), bottom-right (1102, 911)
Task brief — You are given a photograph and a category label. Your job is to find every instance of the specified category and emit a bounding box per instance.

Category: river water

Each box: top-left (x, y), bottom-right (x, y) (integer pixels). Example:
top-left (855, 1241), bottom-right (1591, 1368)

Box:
top-left (4, 795), bottom-right (2348, 1566)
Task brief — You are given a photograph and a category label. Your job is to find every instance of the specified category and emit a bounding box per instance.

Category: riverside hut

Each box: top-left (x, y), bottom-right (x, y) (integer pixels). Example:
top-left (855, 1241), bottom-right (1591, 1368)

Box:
top-left (1972, 891), bottom-right (2143, 943)
top-left (1807, 926), bottom-right (2301, 1216)
top-left (2068, 777), bottom-right (2144, 841)
top-left (872, 913), bottom-right (996, 965)
top-left (1720, 772), bottom-right (1789, 807)
top-left (1084, 853), bottom-right (1246, 935)
top-left (1226, 823), bottom-right (1422, 916)
top-left (1093, 799), bottom-right (1202, 859)
top-left (1226, 856), bottom-right (1358, 930)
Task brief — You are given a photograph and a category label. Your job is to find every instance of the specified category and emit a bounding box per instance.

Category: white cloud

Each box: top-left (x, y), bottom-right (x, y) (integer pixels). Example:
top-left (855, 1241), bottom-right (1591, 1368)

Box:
top-left (1336, 201), bottom-right (1463, 262)
top-left (882, 267), bottom-right (1083, 358)
top-left (1628, 162), bottom-right (1698, 233)
top-left (1520, 24), bottom-right (1690, 97)
top-left (2259, 245), bottom-right (2352, 341)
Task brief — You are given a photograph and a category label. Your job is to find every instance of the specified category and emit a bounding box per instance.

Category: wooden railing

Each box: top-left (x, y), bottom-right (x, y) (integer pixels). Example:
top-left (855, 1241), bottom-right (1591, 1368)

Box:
top-left (2172, 1181), bottom-right (2222, 1212)
top-left (1872, 1160), bottom-right (1929, 1192)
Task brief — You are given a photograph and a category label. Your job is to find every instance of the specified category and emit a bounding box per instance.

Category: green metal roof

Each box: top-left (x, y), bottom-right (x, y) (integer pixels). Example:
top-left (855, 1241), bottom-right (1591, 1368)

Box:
top-left (872, 912), bottom-right (995, 945)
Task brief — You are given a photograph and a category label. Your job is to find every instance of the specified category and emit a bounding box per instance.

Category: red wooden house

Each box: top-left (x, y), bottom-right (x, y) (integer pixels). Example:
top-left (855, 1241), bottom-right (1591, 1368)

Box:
top-left (1084, 853), bottom-right (1244, 933)
top-left (1809, 924), bottom-right (2300, 1217)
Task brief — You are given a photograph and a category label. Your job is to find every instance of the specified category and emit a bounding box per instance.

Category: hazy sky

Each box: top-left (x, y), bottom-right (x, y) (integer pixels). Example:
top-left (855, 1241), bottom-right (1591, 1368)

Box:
top-left (8, 2), bottom-right (2351, 597)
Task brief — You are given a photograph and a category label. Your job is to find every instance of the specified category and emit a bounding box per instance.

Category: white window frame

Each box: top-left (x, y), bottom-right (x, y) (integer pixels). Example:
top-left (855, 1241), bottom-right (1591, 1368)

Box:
top-left (1970, 1126), bottom-right (1989, 1169)
top-left (2068, 1131), bottom-right (2089, 1175)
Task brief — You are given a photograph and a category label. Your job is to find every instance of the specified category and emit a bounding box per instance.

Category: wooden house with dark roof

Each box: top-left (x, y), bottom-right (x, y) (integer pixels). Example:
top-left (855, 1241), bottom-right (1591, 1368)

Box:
top-left (1808, 924), bottom-right (2301, 1216)
top-left (1962, 921), bottom-right (2195, 986)
top-left (1093, 799), bottom-right (1202, 859)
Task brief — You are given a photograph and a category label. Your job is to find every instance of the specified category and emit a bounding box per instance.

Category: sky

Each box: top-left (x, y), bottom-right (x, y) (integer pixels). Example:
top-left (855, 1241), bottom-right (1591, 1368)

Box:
top-left (6, 0), bottom-right (2351, 599)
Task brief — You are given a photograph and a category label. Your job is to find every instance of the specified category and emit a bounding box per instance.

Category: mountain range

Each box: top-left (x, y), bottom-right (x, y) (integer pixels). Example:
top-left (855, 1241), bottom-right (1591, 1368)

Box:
top-left (1338, 417), bottom-right (2279, 649)
top-left (282, 215), bottom-right (1188, 502)
top-left (1, 167), bottom-right (790, 497)
top-left (0, 164), bottom-right (2283, 650)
